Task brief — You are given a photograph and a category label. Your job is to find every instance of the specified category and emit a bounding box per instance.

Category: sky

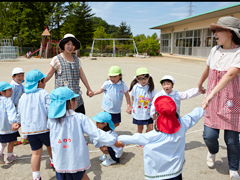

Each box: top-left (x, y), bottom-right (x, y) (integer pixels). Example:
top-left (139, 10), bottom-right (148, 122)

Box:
top-left (87, 1), bottom-right (239, 37)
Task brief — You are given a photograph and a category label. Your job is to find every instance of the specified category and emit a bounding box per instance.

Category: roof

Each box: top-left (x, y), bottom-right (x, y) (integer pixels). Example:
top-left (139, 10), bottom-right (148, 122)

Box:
top-left (41, 28), bottom-right (51, 36)
top-left (150, 3), bottom-right (240, 29)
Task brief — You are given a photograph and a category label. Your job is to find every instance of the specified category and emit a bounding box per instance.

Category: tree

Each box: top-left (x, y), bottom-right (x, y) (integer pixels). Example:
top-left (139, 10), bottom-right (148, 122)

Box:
top-left (116, 21), bottom-right (132, 38)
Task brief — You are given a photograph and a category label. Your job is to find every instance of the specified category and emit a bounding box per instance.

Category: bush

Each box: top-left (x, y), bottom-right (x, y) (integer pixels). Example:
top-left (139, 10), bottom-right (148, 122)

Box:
top-left (83, 52), bottom-right (89, 56)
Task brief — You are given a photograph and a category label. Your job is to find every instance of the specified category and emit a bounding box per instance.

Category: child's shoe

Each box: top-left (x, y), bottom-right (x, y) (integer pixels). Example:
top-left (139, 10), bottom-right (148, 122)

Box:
top-left (99, 154), bottom-right (107, 161)
top-left (206, 151), bottom-right (215, 168)
top-left (0, 154), bottom-right (5, 164)
top-left (33, 178), bottom-right (41, 180)
top-left (230, 170), bottom-right (240, 180)
top-left (21, 138), bottom-right (29, 145)
top-left (14, 141), bottom-right (22, 146)
top-left (6, 154), bottom-right (17, 164)
top-left (102, 157), bottom-right (116, 166)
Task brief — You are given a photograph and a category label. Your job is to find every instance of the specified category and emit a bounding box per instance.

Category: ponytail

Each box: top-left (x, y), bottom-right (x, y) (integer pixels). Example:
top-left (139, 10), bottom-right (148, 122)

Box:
top-left (148, 76), bottom-right (155, 93)
top-left (129, 78), bottom-right (138, 92)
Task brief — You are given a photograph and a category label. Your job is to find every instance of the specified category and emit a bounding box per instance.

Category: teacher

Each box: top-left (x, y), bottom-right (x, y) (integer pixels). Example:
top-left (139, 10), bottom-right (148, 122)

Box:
top-left (45, 34), bottom-right (93, 114)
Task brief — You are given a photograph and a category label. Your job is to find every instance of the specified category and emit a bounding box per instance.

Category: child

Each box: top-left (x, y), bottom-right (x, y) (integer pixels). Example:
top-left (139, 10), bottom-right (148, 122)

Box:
top-left (17, 69), bottom-right (53, 180)
top-left (151, 75), bottom-right (202, 118)
top-left (129, 67), bottom-right (157, 135)
top-left (92, 65), bottom-right (131, 128)
top-left (47, 87), bottom-right (124, 180)
top-left (10, 67), bottom-right (29, 145)
top-left (118, 95), bottom-right (207, 180)
top-left (0, 81), bottom-right (20, 164)
top-left (198, 16), bottom-right (240, 179)
top-left (91, 111), bottom-right (123, 166)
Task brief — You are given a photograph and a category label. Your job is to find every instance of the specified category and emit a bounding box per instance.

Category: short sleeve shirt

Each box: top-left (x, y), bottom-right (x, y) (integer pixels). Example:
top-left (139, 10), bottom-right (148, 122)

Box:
top-left (101, 80), bottom-right (129, 93)
top-left (50, 55), bottom-right (82, 75)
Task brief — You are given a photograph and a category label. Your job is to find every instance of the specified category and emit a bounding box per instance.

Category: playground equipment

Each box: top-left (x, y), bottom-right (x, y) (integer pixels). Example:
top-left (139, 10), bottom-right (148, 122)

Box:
top-left (89, 38), bottom-right (138, 59)
top-left (0, 39), bottom-right (19, 61)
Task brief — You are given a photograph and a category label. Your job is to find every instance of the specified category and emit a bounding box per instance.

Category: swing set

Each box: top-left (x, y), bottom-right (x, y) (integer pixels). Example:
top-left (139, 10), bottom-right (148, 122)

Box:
top-left (90, 38), bottom-right (138, 58)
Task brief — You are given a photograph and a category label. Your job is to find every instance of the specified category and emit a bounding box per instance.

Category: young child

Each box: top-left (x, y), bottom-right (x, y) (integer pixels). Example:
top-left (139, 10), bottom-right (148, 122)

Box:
top-left (47, 87), bottom-right (124, 180)
top-left (92, 65), bottom-right (131, 128)
top-left (0, 81), bottom-right (20, 164)
top-left (91, 111), bottom-right (123, 166)
top-left (129, 67), bottom-right (157, 135)
top-left (151, 75), bottom-right (203, 118)
top-left (17, 69), bottom-right (53, 180)
top-left (118, 95), bottom-right (207, 180)
top-left (10, 67), bottom-right (29, 145)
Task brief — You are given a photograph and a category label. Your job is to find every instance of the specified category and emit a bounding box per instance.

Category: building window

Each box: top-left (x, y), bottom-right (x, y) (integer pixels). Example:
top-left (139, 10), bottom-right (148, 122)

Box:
top-left (160, 33), bottom-right (171, 53)
top-left (203, 28), bottom-right (212, 47)
top-left (193, 30), bottom-right (201, 47)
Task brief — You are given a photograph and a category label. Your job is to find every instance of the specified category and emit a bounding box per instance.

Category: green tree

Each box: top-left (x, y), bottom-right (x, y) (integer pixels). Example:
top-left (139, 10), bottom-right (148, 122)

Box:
top-left (116, 21), bottom-right (132, 38)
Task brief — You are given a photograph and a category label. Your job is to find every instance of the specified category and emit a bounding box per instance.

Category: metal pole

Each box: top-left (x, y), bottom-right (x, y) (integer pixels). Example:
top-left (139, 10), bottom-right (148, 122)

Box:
top-left (113, 39), bottom-right (115, 58)
top-left (90, 40), bottom-right (95, 58)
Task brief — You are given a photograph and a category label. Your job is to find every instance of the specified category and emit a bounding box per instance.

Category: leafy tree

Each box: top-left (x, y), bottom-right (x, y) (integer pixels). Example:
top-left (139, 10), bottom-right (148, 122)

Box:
top-left (116, 21), bottom-right (132, 38)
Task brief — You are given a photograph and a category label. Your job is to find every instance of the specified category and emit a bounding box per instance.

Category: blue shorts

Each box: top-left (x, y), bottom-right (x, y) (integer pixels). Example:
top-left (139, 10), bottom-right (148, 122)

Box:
top-left (110, 113), bottom-right (121, 124)
top-left (27, 132), bottom-right (50, 151)
top-left (133, 118), bottom-right (153, 125)
top-left (107, 147), bottom-right (120, 163)
top-left (56, 170), bottom-right (86, 180)
top-left (0, 131), bottom-right (20, 143)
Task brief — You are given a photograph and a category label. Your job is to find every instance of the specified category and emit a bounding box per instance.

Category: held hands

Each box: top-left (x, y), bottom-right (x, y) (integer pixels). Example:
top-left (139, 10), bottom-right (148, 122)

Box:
top-left (198, 85), bottom-right (206, 94)
top-left (126, 105), bottom-right (132, 114)
top-left (11, 123), bottom-right (21, 131)
top-left (87, 89), bottom-right (94, 97)
top-left (114, 140), bottom-right (125, 148)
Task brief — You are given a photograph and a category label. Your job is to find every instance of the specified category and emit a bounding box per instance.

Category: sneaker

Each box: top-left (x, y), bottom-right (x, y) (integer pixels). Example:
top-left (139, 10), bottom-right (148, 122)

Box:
top-left (102, 157), bottom-right (116, 166)
top-left (230, 170), bottom-right (240, 180)
top-left (33, 177), bottom-right (41, 180)
top-left (6, 154), bottom-right (17, 164)
top-left (50, 161), bottom-right (54, 168)
top-left (206, 151), bottom-right (216, 168)
top-left (99, 154), bottom-right (107, 161)
top-left (21, 139), bottom-right (29, 145)
top-left (14, 141), bottom-right (22, 146)
top-left (136, 144), bottom-right (143, 149)
top-left (0, 154), bottom-right (5, 164)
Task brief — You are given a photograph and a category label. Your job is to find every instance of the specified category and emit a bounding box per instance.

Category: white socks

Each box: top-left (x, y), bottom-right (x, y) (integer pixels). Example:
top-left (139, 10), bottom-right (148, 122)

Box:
top-left (32, 171), bottom-right (40, 179)
top-left (22, 134), bottom-right (27, 139)
top-left (7, 151), bottom-right (13, 157)
top-left (0, 143), bottom-right (7, 154)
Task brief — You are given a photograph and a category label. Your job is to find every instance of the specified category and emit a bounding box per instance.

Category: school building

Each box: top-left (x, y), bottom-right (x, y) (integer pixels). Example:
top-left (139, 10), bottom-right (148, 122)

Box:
top-left (150, 3), bottom-right (240, 58)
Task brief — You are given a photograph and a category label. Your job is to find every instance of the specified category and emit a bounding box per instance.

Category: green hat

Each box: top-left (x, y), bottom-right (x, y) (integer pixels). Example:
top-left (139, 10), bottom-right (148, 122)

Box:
top-left (108, 66), bottom-right (121, 76)
top-left (136, 67), bottom-right (149, 76)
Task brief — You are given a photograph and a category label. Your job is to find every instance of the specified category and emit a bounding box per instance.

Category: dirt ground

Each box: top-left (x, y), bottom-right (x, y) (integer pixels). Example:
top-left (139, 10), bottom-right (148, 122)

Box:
top-left (0, 55), bottom-right (238, 180)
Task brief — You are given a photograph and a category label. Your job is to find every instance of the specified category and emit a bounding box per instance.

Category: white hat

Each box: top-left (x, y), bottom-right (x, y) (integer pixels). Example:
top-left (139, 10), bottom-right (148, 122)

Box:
top-left (59, 34), bottom-right (81, 50)
top-left (160, 75), bottom-right (175, 84)
top-left (12, 67), bottom-right (25, 76)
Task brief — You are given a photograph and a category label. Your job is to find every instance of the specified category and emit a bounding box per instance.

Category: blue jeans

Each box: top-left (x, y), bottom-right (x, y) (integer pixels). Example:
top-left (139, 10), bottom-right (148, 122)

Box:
top-left (203, 125), bottom-right (239, 171)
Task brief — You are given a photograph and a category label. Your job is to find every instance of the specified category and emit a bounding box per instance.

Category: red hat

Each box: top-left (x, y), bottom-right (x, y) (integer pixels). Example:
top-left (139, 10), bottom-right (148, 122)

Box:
top-left (154, 96), bottom-right (180, 134)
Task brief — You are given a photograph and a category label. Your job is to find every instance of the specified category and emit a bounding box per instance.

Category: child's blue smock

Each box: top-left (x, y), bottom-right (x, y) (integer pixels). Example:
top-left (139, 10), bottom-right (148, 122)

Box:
top-left (118, 107), bottom-right (205, 180)
top-left (101, 80), bottom-right (128, 114)
top-left (90, 129), bottom-right (123, 158)
top-left (47, 109), bottom-right (117, 173)
top-left (0, 96), bottom-right (18, 134)
top-left (130, 83), bottom-right (157, 120)
top-left (17, 88), bottom-right (50, 135)
top-left (10, 80), bottom-right (24, 110)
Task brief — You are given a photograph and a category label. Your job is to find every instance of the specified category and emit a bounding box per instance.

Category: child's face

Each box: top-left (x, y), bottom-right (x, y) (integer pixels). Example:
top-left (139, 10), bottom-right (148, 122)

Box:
top-left (70, 99), bottom-right (77, 110)
top-left (162, 81), bottom-right (173, 94)
top-left (12, 73), bottom-right (24, 84)
top-left (64, 40), bottom-right (75, 53)
top-left (109, 75), bottom-right (121, 84)
top-left (96, 122), bottom-right (107, 129)
top-left (0, 88), bottom-right (13, 98)
top-left (37, 78), bottom-right (46, 89)
top-left (136, 74), bottom-right (150, 87)
top-left (214, 30), bottom-right (232, 46)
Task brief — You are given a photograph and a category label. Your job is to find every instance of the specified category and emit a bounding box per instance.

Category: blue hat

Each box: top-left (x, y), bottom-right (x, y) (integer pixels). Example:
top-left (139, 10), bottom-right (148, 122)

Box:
top-left (92, 111), bottom-right (115, 130)
top-left (25, 69), bottom-right (47, 93)
top-left (48, 87), bottom-right (79, 118)
top-left (0, 81), bottom-right (13, 92)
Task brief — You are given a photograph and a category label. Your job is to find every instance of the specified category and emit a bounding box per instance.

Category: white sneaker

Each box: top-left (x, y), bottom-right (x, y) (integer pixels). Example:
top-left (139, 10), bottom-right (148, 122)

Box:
top-left (206, 151), bottom-right (216, 168)
top-left (102, 157), bottom-right (116, 166)
top-left (230, 170), bottom-right (240, 180)
top-left (0, 154), bottom-right (5, 164)
top-left (6, 154), bottom-right (17, 164)
top-left (99, 154), bottom-right (107, 161)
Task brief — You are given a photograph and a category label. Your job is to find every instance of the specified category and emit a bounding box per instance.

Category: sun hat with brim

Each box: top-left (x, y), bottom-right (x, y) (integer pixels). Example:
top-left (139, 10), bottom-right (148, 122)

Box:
top-left (12, 67), bottom-right (25, 76)
top-left (48, 87), bottom-right (79, 119)
top-left (92, 111), bottom-right (115, 130)
top-left (24, 69), bottom-right (47, 94)
top-left (108, 66), bottom-right (122, 76)
top-left (136, 67), bottom-right (149, 76)
top-left (209, 16), bottom-right (240, 38)
top-left (59, 34), bottom-right (81, 50)
top-left (0, 81), bottom-right (13, 92)
top-left (160, 75), bottom-right (175, 84)
top-left (154, 96), bottom-right (180, 134)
